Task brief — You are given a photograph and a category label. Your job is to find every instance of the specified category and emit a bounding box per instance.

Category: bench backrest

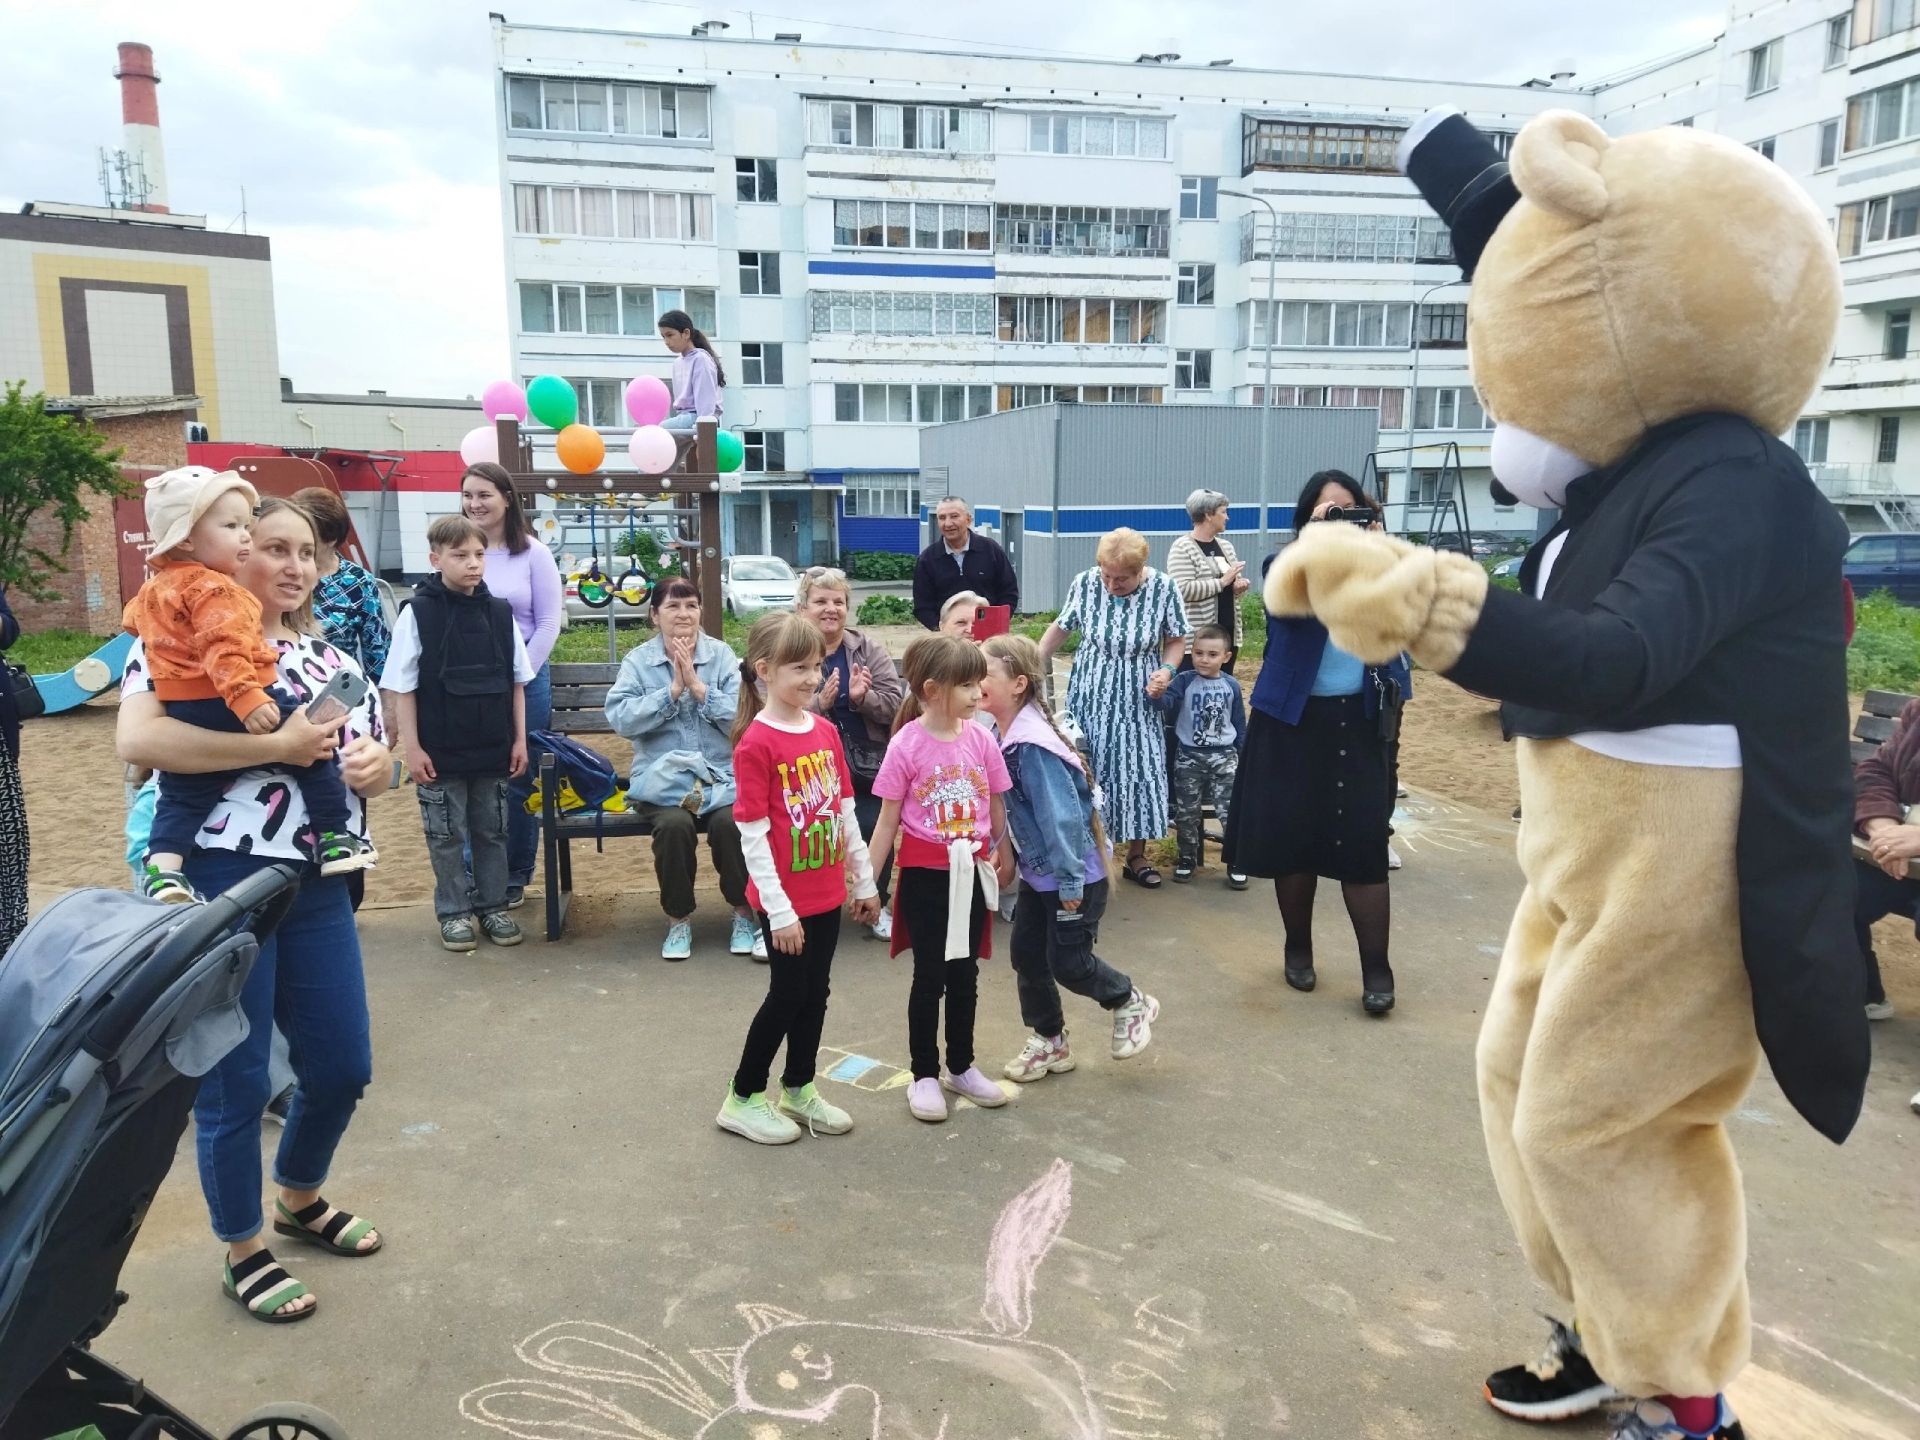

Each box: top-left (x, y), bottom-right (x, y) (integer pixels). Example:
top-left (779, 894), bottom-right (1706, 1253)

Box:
top-left (549, 662), bottom-right (620, 735)
top-left (1853, 689), bottom-right (1917, 766)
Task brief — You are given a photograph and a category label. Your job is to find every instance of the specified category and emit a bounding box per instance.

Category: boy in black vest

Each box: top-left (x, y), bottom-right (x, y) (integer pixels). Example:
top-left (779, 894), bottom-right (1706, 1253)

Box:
top-left (380, 515), bottom-right (532, 951)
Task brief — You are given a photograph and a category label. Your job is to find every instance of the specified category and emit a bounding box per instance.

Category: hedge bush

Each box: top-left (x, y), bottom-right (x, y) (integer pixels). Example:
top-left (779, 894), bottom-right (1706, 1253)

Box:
top-left (843, 550), bottom-right (917, 581)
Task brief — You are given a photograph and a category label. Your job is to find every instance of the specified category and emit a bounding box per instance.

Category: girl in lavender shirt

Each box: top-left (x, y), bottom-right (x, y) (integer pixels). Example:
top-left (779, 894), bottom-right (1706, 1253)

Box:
top-left (658, 308), bottom-right (725, 433)
top-left (460, 461), bottom-right (564, 900)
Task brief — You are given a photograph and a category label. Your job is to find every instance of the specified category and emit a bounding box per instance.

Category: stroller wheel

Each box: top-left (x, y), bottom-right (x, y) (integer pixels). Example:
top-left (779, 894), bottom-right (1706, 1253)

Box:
top-left (225, 1400), bottom-right (352, 1440)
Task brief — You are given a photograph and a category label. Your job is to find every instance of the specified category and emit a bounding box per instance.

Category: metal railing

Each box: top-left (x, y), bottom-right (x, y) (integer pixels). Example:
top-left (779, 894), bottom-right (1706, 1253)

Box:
top-left (1808, 461), bottom-right (1919, 497)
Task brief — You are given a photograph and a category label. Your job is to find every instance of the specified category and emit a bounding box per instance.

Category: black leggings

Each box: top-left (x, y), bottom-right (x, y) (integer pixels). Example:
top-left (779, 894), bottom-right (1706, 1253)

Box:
top-left (897, 866), bottom-right (987, 1079)
top-left (1274, 873), bottom-right (1393, 992)
top-left (732, 908), bottom-right (842, 1098)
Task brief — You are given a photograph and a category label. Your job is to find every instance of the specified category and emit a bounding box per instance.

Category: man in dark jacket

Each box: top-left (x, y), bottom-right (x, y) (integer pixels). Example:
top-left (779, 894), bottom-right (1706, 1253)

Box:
top-left (1852, 696), bottom-right (1920, 1020)
top-left (911, 496), bottom-right (1018, 629)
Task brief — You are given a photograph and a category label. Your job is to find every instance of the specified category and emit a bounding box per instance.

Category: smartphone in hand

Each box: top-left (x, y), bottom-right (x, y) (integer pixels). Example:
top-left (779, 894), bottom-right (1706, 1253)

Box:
top-left (305, 668), bottom-right (371, 726)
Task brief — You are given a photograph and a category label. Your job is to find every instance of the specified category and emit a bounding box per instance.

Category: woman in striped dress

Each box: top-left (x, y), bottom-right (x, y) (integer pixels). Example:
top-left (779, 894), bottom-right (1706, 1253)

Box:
top-left (1039, 529), bottom-right (1190, 888)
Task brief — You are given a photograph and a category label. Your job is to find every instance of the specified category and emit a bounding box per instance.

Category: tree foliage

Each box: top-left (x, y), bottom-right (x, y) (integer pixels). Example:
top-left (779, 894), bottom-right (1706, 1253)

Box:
top-left (0, 383), bottom-right (130, 600)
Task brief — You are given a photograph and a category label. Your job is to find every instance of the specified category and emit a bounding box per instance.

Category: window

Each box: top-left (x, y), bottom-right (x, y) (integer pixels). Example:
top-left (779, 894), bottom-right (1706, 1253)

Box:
top-left (1177, 263), bottom-right (1216, 306)
top-left (1179, 176), bottom-right (1219, 220)
top-left (1413, 386), bottom-right (1488, 430)
top-left (1854, 0), bottom-right (1920, 46)
top-left (511, 185), bottom-right (713, 240)
top-left (1242, 118), bottom-right (1404, 174)
top-left (804, 100), bottom-right (991, 154)
top-left (1829, 13), bottom-right (1852, 66)
top-left (1417, 303), bottom-right (1468, 347)
top-left (506, 78), bottom-right (710, 139)
top-left (1794, 417), bottom-right (1831, 463)
top-left (1245, 299), bottom-right (1416, 349)
top-left (831, 199), bottom-right (991, 252)
top-left (1837, 185), bottom-right (1920, 254)
top-left (996, 384), bottom-right (1163, 409)
top-left (1175, 350), bottom-right (1212, 390)
top-left (1881, 415), bottom-right (1903, 463)
top-left (1256, 385), bottom-right (1406, 427)
top-left (743, 431), bottom-right (786, 472)
top-left (997, 297), bottom-right (1166, 344)
top-left (841, 474), bottom-right (922, 517)
top-left (808, 290), bottom-right (995, 337)
top-left (740, 343), bottom-right (783, 386)
top-left (1890, 310), bottom-right (1913, 359)
top-left (993, 204), bottom-right (1171, 258)
top-left (831, 383), bottom-right (993, 423)
top-left (1845, 75), bottom-right (1920, 152)
top-left (520, 283), bottom-right (718, 337)
top-left (735, 158), bottom-right (777, 203)
top-left (1750, 136), bottom-right (1776, 161)
top-left (1820, 119), bottom-right (1841, 169)
top-left (739, 251), bottom-right (780, 295)
top-left (1243, 210), bottom-right (1453, 263)
top-left (1014, 112), bottom-right (1169, 158)
top-left (1747, 39), bottom-right (1782, 97)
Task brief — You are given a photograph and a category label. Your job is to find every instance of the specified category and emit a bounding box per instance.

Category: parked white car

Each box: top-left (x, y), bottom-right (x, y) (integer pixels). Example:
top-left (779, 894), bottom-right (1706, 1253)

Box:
top-left (723, 555), bottom-right (797, 615)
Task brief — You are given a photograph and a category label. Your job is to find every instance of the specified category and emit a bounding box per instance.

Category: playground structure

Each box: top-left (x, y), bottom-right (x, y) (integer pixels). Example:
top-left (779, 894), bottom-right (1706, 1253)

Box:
top-left (30, 455), bottom-right (390, 716)
top-left (1359, 441), bottom-right (1477, 554)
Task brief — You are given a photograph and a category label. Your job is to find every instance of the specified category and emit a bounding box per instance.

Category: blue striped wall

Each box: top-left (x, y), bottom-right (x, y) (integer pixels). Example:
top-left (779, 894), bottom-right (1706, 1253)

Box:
top-left (838, 512), bottom-right (919, 555)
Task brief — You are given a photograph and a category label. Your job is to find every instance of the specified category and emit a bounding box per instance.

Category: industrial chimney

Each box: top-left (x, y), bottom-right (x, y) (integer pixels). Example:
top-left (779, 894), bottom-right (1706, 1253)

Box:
top-left (113, 42), bottom-right (168, 212)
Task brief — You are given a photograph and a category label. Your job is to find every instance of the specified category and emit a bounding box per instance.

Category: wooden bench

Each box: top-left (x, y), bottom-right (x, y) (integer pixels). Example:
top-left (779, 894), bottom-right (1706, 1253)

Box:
top-left (538, 661), bottom-right (702, 941)
top-left (1851, 688), bottom-right (1920, 878)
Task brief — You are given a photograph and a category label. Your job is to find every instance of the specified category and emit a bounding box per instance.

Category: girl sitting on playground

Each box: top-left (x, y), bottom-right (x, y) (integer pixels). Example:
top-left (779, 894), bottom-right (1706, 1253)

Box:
top-left (658, 308), bottom-right (725, 439)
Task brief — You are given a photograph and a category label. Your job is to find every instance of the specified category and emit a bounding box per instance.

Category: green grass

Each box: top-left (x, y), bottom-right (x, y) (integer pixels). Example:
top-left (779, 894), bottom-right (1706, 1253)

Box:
top-left (11, 630), bottom-right (114, 674)
top-left (549, 611), bottom-right (749, 665)
top-left (1849, 590), bottom-right (1920, 693)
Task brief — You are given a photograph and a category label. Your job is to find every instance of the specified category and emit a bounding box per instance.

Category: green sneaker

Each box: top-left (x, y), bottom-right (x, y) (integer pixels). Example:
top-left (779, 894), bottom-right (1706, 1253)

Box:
top-left (778, 1081), bottom-right (852, 1136)
top-left (716, 1088), bottom-right (802, 1145)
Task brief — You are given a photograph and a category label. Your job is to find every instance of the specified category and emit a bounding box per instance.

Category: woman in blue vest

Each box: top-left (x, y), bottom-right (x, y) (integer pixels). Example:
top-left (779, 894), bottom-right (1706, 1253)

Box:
top-left (1223, 471), bottom-right (1409, 1016)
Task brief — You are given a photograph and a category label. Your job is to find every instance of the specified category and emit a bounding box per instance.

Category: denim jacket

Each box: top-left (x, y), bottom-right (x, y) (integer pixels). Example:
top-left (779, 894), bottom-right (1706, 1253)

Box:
top-left (1002, 739), bottom-right (1101, 902)
top-left (603, 631), bottom-right (741, 792)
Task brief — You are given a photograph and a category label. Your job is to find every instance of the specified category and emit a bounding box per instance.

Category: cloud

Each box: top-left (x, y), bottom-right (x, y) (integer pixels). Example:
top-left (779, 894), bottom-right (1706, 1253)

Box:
top-left (0, 0), bottom-right (1731, 397)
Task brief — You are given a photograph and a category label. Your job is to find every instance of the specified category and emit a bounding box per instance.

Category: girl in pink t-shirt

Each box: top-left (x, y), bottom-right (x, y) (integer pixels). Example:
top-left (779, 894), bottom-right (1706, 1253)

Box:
top-left (868, 635), bottom-right (1014, 1124)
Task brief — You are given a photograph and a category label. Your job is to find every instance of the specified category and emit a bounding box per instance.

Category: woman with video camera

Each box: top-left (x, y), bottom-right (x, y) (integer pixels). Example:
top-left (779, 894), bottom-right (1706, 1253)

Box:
top-left (1223, 470), bottom-right (1410, 1016)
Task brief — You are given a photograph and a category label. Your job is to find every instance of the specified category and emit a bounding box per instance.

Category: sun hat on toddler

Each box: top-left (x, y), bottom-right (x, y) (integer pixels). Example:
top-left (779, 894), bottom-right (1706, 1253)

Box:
top-left (143, 465), bottom-right (259, 563)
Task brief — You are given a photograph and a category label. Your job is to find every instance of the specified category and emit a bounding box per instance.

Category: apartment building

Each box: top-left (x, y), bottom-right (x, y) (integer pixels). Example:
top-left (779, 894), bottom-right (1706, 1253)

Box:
top-left (492, 2), bottom-right (1920, 561)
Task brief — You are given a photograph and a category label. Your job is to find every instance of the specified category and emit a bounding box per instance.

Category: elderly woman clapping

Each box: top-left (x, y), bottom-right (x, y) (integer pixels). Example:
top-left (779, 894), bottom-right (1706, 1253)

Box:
top-left (1165, 489), bottom-right (1247, 672)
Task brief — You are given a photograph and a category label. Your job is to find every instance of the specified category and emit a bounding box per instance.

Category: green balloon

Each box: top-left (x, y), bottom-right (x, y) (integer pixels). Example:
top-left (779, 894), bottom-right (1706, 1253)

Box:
top-left (526, 374), bottom-right (577, 429)
top-left (714, 429), bottom-right (745, 472)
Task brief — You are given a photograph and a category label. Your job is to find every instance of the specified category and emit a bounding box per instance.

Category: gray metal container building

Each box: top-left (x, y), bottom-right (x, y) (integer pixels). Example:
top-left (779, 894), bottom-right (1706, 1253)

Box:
top-left (917, 403), bottom-right (1381, 611)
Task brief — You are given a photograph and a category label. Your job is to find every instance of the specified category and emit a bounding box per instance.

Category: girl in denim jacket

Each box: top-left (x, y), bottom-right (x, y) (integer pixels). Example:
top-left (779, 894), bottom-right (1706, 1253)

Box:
top-left (979, 635), bottom-right (1160, 1081)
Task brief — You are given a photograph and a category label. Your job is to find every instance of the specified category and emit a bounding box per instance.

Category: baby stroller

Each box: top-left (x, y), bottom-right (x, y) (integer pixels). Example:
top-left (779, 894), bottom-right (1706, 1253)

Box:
top-left (0, 866), bottom-right (351, 1440)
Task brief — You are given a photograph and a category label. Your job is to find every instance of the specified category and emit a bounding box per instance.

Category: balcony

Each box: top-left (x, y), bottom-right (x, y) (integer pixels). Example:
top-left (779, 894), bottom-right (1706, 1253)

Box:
top-left (1809, 461), bottom-right (1920, 498)
top-left (1820, 352), bottom-right (1920, 412)
top-left (1239, 211), bottom-right (1454, 266)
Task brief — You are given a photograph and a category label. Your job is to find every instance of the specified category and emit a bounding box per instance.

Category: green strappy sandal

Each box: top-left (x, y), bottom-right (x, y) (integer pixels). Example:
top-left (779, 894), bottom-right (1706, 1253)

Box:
top-left (224, 1248), bottom-right (313, 1323)
top-left (272, 1196), bottom-right (383, 1257)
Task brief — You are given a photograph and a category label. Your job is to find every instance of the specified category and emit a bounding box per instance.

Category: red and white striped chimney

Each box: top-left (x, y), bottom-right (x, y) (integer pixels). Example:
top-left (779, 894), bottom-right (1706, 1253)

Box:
top-left (113, 42), bottom-right (169, 212)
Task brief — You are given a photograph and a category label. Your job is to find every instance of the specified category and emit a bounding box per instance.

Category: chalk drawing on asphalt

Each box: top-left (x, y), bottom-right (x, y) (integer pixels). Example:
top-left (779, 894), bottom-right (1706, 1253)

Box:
top-left (458, 1158), bottom-right (1205, 1438)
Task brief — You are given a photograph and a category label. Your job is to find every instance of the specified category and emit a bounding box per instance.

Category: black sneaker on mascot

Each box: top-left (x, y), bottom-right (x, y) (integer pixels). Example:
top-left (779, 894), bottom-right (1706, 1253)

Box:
top-left (1484, 1318), bottom-right (1620, 1421)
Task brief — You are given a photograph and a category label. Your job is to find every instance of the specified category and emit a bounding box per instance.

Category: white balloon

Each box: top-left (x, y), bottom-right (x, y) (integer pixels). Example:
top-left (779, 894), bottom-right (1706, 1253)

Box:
top-left (458, 425), bottom-right (498, 467)
top-left (628, 425), bottom-right (678, 475)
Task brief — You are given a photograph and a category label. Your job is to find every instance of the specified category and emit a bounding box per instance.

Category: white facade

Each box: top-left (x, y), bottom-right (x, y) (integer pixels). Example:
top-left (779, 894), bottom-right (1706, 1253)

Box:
top-left (492, 4), bottom-right (1920, 550)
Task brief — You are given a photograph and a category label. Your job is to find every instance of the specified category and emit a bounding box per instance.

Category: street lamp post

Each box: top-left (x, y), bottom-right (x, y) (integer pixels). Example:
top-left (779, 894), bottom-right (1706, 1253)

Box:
top-left (1221, 188), bottom-right (1278, 555)
top-left (1406, 276), bottom-right (1469, 534)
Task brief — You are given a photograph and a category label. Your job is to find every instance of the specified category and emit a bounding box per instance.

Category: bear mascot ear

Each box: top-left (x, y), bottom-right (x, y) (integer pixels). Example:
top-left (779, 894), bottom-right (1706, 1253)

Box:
top-left (1509, 110), bottom-right (1610, 224)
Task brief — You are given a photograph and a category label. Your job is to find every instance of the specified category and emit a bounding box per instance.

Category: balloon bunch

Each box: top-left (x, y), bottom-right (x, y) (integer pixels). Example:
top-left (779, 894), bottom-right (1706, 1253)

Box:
top-left (460, 374), bottom-right (745, 477)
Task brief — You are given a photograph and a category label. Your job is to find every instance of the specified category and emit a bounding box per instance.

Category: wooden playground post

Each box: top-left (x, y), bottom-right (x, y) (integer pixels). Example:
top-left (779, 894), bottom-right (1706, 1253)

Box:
top-left (494, 415), bottom-right (728, 640)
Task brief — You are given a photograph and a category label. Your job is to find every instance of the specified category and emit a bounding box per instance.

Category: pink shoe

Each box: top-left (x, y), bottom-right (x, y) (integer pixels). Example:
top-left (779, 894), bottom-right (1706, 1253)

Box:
top-left (941, 1066), bottom-right (1009, 1108)
top-left (908, 1077), bottom-right (948, 1123)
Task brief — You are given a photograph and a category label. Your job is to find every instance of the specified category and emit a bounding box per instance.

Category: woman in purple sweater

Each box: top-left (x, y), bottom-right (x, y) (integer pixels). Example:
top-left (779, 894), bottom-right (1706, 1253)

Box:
top-left (658, 309), bottom-right (724, 434)
top-left (460, 461), bottom-right (564, 904)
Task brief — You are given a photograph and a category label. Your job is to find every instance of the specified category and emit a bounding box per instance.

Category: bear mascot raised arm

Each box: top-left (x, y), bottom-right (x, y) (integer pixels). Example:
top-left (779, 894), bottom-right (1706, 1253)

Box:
top-left (1269, 109), bottom-right (1870, 1440)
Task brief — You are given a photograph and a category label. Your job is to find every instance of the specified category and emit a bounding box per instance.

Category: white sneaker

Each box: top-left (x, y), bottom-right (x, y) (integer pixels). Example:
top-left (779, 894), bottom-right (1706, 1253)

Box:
top-left (662, 920), bottom-right (693, 961)
top-left (729, 912), bottom-right (758, 956)
top-left (1866, 1000), bottom-right (1895, 1021)
top-left (778, 1082), bottom-right (852, 1135)
top-left (1004, 1032), bottom-right (1075, 1082)
top-left (1911, 1088), bottom-right (1920, 1115)
top-left (1111, 989), bottom-right (1159, 1059)
top-left (1387, 844), bottom-right (1403, 871)
top-left (869, 906), bottom-right (893, 942)
top-left (716, 1088), bottom-right (802, 1145)
top-left (752, 930), bottom-right (768, 961)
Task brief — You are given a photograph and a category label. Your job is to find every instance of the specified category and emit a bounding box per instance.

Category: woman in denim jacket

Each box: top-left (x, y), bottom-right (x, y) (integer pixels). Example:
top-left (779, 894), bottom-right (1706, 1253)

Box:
top-left (979, 635), bottom-right (1160, 1084)
top-left (603, 577), bottom-right (758, 962)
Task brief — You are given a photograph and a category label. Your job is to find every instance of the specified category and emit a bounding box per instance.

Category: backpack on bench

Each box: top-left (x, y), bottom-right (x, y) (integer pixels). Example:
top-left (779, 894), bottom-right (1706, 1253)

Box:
top-left (525, 730), bottom-right (628, 815)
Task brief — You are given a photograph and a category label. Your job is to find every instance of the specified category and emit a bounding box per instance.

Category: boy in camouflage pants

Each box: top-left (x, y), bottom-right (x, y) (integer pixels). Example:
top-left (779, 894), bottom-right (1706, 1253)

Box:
top-left (1154, 626), bottom-right (1247, 883)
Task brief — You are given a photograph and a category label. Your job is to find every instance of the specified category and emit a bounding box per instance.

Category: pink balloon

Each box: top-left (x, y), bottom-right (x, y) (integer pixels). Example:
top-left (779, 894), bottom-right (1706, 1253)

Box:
top-left (628, 425), bottom-right (678, 475)
top-left (625, 375), bottom-right (671, 427)
top-left (481, 380), bottom-right (528, 422)
top-left (459, 425), bottom-right (499, 467)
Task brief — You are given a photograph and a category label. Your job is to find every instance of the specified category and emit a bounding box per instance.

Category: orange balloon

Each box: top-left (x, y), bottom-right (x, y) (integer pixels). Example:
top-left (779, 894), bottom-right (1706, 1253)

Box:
top-left (556, 424), bottom-right (605, 475)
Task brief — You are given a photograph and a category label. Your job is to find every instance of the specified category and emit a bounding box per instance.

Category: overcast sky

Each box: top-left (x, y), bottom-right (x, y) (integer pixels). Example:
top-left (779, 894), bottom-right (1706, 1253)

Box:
top-left (1, 0), bottom-right (1730, 398)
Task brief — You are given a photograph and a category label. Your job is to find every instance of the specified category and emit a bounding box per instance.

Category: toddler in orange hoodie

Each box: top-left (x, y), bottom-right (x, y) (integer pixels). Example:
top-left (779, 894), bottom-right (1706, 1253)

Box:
top-left (123, 466), bottom-right (374, 901)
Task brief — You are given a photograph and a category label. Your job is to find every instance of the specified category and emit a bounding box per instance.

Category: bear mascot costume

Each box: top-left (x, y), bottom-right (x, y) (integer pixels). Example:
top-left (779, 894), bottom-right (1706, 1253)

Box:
top-left (1268, 108), bottom-right (1871, 1440)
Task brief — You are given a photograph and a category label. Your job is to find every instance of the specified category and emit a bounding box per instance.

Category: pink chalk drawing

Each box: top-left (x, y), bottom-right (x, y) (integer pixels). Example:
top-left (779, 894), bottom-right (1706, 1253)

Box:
top-left (458, 1159), bottom-right (1107, 1439)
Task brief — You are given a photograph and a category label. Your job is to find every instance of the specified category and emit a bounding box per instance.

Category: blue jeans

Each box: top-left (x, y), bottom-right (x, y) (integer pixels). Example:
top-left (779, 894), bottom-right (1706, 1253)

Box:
top-left (505, 663), bottom-right (552, 886)
top-left (185, 848), bottom-right (372, 1243)
top-left (662, 412), bottom-right (696, 432)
